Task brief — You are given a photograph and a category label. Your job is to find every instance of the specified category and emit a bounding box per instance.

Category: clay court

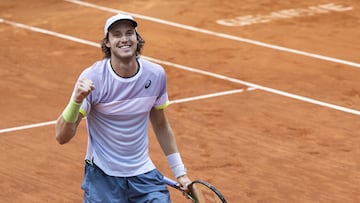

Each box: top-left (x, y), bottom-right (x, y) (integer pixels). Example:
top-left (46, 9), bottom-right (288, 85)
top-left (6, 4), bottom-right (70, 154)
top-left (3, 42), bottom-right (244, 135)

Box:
top-left (1, 0), bottom-right (360, 202)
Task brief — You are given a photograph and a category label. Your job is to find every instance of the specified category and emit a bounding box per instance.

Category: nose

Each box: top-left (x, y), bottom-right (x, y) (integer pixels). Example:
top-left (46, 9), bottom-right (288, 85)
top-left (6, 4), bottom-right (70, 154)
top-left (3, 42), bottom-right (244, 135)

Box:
top-left (119, 35), bottom-right (129, 42)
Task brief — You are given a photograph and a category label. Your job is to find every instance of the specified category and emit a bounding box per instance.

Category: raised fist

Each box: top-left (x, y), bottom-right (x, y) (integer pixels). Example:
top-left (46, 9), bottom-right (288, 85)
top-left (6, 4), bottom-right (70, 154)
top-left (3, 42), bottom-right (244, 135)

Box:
top-left (72, 78), bottom-right (95, 103)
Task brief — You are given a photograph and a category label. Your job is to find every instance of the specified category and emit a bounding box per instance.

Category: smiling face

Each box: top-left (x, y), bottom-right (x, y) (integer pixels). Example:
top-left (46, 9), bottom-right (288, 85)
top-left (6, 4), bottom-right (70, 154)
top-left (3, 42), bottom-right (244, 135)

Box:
top-left (106, 20), bottom-right (138, 60)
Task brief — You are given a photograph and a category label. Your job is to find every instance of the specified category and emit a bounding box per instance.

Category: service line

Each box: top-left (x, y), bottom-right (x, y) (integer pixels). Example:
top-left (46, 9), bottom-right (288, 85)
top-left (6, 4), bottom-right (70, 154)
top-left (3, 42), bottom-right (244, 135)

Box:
top-left (0, 88), bottom-right (254, 134)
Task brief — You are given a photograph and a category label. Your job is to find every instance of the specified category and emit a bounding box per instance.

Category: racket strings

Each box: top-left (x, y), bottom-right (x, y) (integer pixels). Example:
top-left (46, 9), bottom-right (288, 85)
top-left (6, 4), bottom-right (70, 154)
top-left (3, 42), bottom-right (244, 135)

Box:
top-left (190, 181), bottom-right (227, 203)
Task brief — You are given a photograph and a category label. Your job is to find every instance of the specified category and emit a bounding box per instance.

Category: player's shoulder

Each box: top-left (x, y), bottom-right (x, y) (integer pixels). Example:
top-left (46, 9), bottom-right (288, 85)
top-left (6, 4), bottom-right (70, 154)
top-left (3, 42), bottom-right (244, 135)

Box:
top-left (81, 58), bottom-right (108, 75)
top-left (88, 58), bottom-right (108, 71)
top-left (138, 57), bottom-right (165, 74)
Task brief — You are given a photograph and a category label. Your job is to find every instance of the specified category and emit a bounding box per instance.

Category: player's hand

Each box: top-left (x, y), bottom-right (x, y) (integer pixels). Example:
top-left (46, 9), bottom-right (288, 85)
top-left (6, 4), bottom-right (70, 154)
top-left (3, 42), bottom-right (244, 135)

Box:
top-left (72, 78), bottom-right (95, 103)
top-left (177, 175), bottom-right (192, 192)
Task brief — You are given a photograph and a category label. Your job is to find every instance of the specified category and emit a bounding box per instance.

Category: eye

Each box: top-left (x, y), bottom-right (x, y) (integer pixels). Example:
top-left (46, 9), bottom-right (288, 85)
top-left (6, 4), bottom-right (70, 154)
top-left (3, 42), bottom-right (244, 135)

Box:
top-left (112, 31), bottom-right (122, 37)
top-left (126, 30), bottom-right (135, 36)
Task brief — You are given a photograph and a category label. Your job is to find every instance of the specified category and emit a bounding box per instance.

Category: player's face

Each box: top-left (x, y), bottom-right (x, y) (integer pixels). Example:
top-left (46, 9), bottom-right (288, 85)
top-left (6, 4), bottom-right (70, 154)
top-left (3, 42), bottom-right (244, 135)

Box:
top-left (106, 21), bottom-right (138, 59)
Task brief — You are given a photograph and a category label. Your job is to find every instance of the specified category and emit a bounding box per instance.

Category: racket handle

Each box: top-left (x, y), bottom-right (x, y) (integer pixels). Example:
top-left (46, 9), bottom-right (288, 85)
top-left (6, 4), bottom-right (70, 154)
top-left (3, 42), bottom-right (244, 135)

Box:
top-left (163, 176), bottom-right (179, 188)
top-left (164, 176), bottom-right (197, 203)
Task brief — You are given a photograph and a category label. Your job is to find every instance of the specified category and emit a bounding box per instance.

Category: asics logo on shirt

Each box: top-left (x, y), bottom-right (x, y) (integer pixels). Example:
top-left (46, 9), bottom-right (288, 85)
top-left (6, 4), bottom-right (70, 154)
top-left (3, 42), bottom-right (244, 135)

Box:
top-left (145, 80), bottom-right (151, 89)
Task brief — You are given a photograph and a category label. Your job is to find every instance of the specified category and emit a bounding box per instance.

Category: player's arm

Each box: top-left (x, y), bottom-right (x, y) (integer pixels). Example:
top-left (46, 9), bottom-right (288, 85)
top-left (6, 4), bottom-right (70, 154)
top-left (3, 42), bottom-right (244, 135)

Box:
top-left (150, 108), bottom-right (191, 190)
top-left (150, 108), bottom-right (178, 155)
top-left (55, 112), bottom-right (83, 144)
top-left (55, 78), bottom-right (95, 144)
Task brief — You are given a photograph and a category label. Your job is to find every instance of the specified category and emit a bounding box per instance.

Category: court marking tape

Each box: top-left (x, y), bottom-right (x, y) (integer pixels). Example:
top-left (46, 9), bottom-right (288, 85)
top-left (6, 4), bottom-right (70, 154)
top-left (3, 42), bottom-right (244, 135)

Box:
top-left (0, 19), bottom-right (359, 134)
top-left (63, 0), bottom-right (360, 69)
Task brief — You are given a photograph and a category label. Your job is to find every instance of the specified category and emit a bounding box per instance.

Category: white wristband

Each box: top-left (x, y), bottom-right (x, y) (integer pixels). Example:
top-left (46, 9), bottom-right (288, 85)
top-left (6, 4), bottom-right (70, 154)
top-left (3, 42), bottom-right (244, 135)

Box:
top-left (166, 153), bottom-right (187, 178)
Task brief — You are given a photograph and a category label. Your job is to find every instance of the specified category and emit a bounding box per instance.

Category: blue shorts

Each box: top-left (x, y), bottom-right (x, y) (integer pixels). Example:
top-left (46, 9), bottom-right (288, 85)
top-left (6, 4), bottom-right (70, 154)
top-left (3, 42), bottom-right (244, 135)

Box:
top-left (81, 162), bottom-right (171, 203)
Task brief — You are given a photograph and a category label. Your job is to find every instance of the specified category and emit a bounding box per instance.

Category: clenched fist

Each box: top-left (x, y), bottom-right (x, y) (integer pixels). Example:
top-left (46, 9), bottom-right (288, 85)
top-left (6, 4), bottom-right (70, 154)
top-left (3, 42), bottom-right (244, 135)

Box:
top-left (72, 78), bottom-right (95, 103)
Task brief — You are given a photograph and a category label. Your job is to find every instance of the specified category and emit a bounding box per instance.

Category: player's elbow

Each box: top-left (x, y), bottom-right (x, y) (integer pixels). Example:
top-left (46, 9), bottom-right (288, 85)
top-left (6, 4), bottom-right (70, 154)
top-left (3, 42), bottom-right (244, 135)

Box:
top-left (55, 134), bottom-right (69, 145)
top-left (55, 116), bottom-right (77, 144)
top-left (56, 138), bottom-right (66, 145)
top-left (55, 127), bottom-right (76, 144)
top-left (55, 123), bottom-right (72, 145)
top-left (55, 130), bottom-right (69, 144)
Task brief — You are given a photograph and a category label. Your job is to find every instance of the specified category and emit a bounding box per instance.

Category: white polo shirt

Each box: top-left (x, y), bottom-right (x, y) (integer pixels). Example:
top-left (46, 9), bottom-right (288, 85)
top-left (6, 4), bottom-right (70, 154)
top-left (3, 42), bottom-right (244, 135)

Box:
top-left (78, 57), bottom-right (169, 177)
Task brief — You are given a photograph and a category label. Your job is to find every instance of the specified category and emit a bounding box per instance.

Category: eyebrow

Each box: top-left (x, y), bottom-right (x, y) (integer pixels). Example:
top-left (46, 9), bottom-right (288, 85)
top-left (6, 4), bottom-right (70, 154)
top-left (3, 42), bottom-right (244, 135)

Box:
top-left (111, 27), bottom-right (135, 33)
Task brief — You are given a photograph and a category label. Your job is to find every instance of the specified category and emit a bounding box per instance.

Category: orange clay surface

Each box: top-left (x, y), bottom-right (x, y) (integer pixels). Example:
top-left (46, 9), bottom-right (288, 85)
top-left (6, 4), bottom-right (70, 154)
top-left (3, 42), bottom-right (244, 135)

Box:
top-left (1, 0), bottom-right (360, 202)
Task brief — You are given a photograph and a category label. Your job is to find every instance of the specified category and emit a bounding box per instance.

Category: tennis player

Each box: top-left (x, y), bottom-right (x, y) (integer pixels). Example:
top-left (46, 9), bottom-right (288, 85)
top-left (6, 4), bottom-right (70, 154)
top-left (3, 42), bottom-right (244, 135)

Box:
top-left (55, 13), bottom-right (191, 202)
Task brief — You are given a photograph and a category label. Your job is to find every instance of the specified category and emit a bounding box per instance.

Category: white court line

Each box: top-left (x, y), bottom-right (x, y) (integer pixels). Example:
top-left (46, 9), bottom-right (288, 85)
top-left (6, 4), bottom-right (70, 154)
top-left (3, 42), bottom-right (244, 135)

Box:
top-left (170, 87), bottom-right (257, 104)
top-left (0, 88), bottom-right (253, 134)
top-left (1, 18), bottom-right (360, 116)
top-left (64, 0), bottom-right (360, 69)
top-left (0, 121), bottom-right (56, 134)
top-left (0, 19), bottom-right (360, 135)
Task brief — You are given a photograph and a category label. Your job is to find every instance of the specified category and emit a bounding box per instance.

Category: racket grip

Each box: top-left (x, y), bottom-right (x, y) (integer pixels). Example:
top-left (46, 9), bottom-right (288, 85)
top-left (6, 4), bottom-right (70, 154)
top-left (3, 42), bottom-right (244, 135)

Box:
top-left (163, 176), bottom-right (179, 188)
top-left (164, 176), bottom-right (197, 202)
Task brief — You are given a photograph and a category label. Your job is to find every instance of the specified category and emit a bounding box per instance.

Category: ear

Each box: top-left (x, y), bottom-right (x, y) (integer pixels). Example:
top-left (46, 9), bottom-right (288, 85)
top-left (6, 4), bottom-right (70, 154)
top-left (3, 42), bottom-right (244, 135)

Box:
top-left (105, 39), bottom-right (111, 48)
top-left (103, 34), bottom-right (111, 48)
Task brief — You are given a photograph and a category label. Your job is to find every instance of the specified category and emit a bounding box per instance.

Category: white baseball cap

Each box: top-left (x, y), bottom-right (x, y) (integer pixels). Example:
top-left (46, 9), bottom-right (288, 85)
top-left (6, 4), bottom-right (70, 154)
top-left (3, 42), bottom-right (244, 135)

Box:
top-left (104, 13), bottom-right (138, 35)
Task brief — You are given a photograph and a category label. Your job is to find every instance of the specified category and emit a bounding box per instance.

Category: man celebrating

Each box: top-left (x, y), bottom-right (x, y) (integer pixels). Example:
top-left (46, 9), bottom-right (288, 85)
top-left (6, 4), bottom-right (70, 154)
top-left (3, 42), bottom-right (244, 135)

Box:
top-left (55, 13), bottom-right (191, 202)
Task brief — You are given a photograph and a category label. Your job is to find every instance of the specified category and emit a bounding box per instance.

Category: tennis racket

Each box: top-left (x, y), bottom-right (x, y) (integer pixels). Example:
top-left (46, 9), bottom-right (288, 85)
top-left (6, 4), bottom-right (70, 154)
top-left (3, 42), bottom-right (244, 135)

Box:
top-left (163, 176), bottom-right (227, 203)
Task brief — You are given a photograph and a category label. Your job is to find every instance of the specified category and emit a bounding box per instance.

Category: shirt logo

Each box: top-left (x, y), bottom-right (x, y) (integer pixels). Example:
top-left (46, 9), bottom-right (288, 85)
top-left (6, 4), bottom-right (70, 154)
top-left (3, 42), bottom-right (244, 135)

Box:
top-left (145, 80), bottom-right (151, 89)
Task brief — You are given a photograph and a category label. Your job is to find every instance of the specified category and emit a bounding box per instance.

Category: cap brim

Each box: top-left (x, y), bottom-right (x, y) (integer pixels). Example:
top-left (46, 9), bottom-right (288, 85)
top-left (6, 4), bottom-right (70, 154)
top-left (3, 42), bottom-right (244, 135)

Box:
top-left (104, 14), bottom-right (138, 35)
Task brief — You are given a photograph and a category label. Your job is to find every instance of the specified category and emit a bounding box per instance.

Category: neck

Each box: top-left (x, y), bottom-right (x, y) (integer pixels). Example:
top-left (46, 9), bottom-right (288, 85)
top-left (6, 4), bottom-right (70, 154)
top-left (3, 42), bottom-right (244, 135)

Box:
top-left (110, 57), bottom-right (139, 78)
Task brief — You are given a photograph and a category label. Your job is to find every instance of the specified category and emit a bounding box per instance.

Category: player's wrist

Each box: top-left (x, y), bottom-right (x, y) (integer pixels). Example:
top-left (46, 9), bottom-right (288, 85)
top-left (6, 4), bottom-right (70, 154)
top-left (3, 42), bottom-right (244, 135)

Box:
top-left (71, 91), bottom-right (85, 104)
top-left (72, 98), bottom-right (83, 104)
top-left (62, 99), bottom-right (82, 123)
top-left (167, 153), bottom-right (187, 178)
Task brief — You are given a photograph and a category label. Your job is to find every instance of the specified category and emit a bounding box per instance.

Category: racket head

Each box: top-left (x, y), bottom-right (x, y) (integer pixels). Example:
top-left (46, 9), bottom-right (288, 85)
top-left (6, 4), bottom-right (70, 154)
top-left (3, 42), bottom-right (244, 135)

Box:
top-left (189, 180), bottom-right (227, 203)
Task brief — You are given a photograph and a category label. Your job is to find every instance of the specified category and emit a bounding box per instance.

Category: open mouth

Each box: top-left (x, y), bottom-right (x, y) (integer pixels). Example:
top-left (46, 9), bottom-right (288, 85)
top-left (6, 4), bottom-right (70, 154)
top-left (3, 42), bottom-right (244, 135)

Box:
top-left (119, 45), bottom-right (132, 50)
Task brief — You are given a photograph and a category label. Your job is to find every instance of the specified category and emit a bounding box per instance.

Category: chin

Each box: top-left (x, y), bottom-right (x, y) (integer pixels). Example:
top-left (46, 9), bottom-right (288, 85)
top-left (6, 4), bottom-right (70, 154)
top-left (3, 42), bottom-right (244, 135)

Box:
top-left (115, 51), bottom-right (136, 59)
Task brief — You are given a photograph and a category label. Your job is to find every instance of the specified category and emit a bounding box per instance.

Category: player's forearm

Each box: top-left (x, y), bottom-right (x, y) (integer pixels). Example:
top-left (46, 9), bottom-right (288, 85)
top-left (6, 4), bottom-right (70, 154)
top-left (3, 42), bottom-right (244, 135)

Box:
top-left (55, 97), bottom-right (84, 144)
top-left (155, 126), bottom-right (187, 178)
top-left (55, 115), bottom-right (79, 144)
